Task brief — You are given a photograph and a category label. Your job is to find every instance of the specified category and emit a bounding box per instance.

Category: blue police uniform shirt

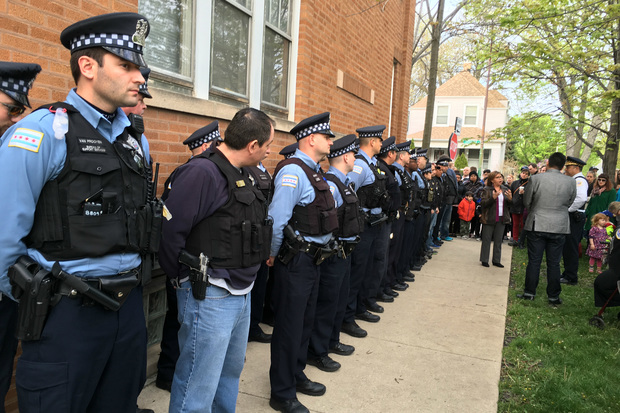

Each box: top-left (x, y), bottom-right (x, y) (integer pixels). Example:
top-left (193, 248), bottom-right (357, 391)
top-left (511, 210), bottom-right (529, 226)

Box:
top-left (392, 162), bottom-right (404, 186)
top-left (347, 149), bottom-right (382, 215)
top-left (412, 169), bottom-right (425, 188)
top-left (0, 89), bottom-right (147, 296)
top-left (269, 149), bottom-right (334, 257)
top-left (326, 166), bottom-right (358, 242)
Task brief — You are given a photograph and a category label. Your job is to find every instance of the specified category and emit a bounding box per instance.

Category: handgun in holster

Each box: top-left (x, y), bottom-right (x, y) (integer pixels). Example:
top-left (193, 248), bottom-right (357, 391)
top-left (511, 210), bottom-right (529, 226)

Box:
top-left (367, 212), bottom-right (388, 227)
top-left (179, 249), bottom-right (209, 300)
top-left (8, 256), bottom-right (56, 341)
top-left (277, 225), bottom-right (303, 265)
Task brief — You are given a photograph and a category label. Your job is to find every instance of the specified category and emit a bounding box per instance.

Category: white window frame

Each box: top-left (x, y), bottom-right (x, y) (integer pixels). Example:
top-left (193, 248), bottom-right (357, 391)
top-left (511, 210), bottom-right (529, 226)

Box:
top-left (464, 105), bottom-right (478, 127)
top-left (434, 105), bottom-right (449, 126)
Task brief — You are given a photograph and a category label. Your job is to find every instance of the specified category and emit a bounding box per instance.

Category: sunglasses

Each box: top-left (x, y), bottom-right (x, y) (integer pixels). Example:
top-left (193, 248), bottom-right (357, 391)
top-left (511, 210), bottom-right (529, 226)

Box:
top-left (1, 102), bottom-right (26, 117)
top-left (598, 178), bottom-right (607, 181)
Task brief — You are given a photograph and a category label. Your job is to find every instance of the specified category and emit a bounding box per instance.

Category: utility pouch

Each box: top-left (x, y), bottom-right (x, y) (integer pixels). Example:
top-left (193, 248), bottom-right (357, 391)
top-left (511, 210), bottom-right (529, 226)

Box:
top-left (8, 256), bottom-right (56, 341)
top-left (98, 270), bottom-right (140, 307)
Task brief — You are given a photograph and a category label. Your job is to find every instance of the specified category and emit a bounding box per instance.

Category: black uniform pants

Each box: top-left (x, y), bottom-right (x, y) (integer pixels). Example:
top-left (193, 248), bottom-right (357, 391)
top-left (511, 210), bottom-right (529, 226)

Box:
top-left (360, 221), bottom-right (390, 309)
top-left (386, 214), bottom-right (406, 286)
top-left (562, 212), bottom-right (585, 283)
top-left (156, 277), bottom-right (180, 384)
top-left (270, 252), bottom-right (320, 401)
top-left (308, 254), bottom-right (351, 359)
top-left (594, 269), bottom-right (620, 307)
top-left (398, 217), bottom-right (416, 275)
top-left (17, 286), bottom-right (146, 413)
top-left (345, 221), bottom-right (386, 323)
top-left (249, 261), bottom-right (270, 337)
top-left (0, 297), bottom-right (18, 413)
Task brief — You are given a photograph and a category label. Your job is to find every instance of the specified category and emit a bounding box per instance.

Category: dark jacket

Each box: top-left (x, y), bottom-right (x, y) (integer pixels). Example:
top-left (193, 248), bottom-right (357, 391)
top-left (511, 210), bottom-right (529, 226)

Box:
top-left (479, 185), bottom-right (512, 225)
top-left (509, 178), bottom-right (529, 214)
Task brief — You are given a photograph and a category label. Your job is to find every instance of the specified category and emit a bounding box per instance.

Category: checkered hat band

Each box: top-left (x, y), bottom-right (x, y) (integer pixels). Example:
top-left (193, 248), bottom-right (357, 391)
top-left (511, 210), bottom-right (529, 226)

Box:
top-left (139, 84), bottom-right (148, 93)
top-left (1, 77), bottom-right (30, 94)
top-left (380, 143), bottom-right (397, 154)
top-left (410, 154), bottom-right (418, 159)
top-left (328, 142), bottom-right (359, 158)
top-left (188, 131), bottom-right (221, 150)
top-left (295, 122), bottom-right (330, 140)
top-left (71, 33), bottom-right (143, 52)
top-left (359, 132), bottom-right (383, 138)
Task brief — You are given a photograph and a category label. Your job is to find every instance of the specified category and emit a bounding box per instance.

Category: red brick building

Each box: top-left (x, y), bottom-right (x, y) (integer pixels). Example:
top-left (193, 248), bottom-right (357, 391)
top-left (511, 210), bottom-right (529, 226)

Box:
top-left (1, 0), bottom-right (415, 411)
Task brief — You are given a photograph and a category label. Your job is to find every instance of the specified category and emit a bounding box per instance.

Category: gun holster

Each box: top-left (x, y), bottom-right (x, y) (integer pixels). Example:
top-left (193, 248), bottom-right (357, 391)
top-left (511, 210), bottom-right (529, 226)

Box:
top-left (277, 239), bottom-right (299, 265)
top-left (8, 256), bottom-right (57, 341)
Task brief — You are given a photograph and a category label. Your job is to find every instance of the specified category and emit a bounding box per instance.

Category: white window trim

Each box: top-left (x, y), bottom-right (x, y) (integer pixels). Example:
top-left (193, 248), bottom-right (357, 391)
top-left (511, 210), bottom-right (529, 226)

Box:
top-left (434, 104), bottom-right (449, 126)
top-left (464, 104), bottom-right (478, 127)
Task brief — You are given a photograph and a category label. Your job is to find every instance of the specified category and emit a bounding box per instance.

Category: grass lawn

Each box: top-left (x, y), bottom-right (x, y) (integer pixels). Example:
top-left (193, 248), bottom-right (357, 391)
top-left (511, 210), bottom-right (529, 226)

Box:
top-left (500, 244), bottom-right (620, 412)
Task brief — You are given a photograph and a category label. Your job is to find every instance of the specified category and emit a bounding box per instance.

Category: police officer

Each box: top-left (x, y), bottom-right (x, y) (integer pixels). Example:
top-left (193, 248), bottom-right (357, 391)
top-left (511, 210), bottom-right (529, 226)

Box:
top-left (279, 141), bottom-right (299, 159)
top-left (267, 112), bottom-right (337, 413)
top-left (401, 147), bottom-right (425, 274)
top-left (341, 125), bottom-right (389, 338)
top-left (159, 108), bottom-right (274, 412)
top-left (426, 162), bottom-right (444, 250)
top-left (561, 156), bottom-right (588, 285)
top-left (436, 155), bottom-right (458, 241)
top-left (0, 13), bottom-right (155, 412)
top-left (155, 120), bottom-right (222, 393)
top-left (0, 61), bottom-right (41, 413)
top-left (306, 134), bottom-right (362, 373)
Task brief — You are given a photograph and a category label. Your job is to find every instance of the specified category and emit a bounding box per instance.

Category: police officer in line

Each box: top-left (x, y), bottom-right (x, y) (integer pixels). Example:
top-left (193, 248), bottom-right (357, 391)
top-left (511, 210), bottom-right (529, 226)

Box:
top-left (267, 112), bottom-right (338, 413)
top-left (386, 141), bottom-right (417, 291)
top-left (0, 12), bottom-right (156, 412)
top-left (341, 125), bottom-right (389, 339)
top-left (306, 134), bottom-right (362, 374)
top-left (155, 120), bottom-right (222, 393)
top-left (401, 147), bottom-right (426, 275)
top-left (0, 61), bottom-right (41, 413)
top-left (279, 141), bottom-right (299, 159)
top-left (560, 156), bottom-right (588, 285)
top-left (436, 155), bottom-right (458, 242)
top-left (427, 161), bottom-right (445, 249)
top-left (375, 137), bottom-right (404, 306)
top-left (411, 149), bottom-right (434, 269)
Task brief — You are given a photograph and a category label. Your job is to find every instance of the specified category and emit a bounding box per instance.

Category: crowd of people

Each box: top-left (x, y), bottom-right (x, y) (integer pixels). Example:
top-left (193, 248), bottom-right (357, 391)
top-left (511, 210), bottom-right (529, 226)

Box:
top-left (1, 10), bottom-right (620, 413)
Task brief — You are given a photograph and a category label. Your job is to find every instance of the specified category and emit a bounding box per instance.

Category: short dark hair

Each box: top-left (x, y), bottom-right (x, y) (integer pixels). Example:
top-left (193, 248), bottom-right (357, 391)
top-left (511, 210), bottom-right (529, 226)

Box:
top-left (465, 191), bottom-right (473, 197)
top-left (69, 47), bottom-right (107, 84)
top-left (529, 162), bottom-right (538, 169)
top-left (225, 108), bottom-right (274, 150)
top-left (548, 152), bottom-right (566, 169)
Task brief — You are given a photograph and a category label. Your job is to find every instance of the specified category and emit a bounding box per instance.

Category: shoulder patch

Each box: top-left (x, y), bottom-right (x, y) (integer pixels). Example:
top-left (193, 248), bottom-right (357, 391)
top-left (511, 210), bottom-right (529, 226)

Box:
top-left (8, 128), bottom-right (44, 153)
top-left (576, 179), bottom-right (584, 186)
top-left (329, 185), bottom-right (335, 196)
top-left (352, 165), bottom-right (363, 175)
top-left (616, 228), bottom-right (620, 240)
top-left (281, 174), bottom-right (298, 188)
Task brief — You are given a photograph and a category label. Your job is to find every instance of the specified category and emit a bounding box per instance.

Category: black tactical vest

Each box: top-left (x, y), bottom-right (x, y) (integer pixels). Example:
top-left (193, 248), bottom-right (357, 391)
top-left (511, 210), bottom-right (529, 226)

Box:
top-left (274, 157), bottom-right (338, 236)
top-left (391, 166), bottom-right (417, 219)
top-left (26, 103), bottom-right (150, 261)
top-left (355, 155), bottom-right (391, 210)
top-left (246, 165), bottom-right (273, 205)
top-left (377, 159), bottom-right (401, 214)
top-left (185, 150), bottom-right (271, 268)
top-left (324, 174), bottom-right (364, 238)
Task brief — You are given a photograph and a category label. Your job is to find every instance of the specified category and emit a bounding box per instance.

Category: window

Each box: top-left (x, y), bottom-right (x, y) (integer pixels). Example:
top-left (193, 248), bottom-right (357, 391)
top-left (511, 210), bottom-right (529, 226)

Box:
top-left (464, 105), bottom-right (477, 126)
top-left (435, 105), bottom-right (449, 125)
top-left (139, 0), bottom-right (296, 113)
top-left (139, 0), bottom-right (193, 79)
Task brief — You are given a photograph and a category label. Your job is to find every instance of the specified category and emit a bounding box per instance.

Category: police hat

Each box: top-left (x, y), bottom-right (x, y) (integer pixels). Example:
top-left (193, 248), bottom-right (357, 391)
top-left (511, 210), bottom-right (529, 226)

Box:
top-left (279, 142), bottom-right (298, 159)
top-left (183, 121), bottom-right (221, 150)
top-left (379, 136), bottom-right (397, 155)
top-left (395, 141), bottom-right (412, 152)
top-left (436, 158), bottom-right (450, 167)
top-left (139, 67), bottom-right (152, 98)
top-left (589, 166), bottom-right (599, 172)
top-left (520, 165), bottom-right (529, 171)
top-left (416, 148), bottom-right (428, 159)
top-left (421, 165), bottom-right (432, 174)
top-left (60, 12), bottom-right (150, 67)
top-left (0, 61), bottom-right (42, 108)
top-left (356, 125), bottom-right (385, 140)
top-left (328, 134), bottom-right (358, 159)
top-left (289, 112), bottom-right (335, 141)
top-left (565, 156), bottom-right (586, 167)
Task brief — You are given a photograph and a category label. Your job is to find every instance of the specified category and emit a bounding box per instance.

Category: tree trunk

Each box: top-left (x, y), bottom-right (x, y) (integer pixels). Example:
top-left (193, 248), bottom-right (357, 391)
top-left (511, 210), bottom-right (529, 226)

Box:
top-left (603, 11), bottom-right (620, 180)
top-left (421, 0), bottom-right (445, 150)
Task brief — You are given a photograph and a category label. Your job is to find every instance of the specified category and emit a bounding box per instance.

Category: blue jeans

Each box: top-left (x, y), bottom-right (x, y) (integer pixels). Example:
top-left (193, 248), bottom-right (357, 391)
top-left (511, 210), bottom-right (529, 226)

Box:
top-left (426, 212), bottom-right (438, 249)
top-left (170, 282), bottom-right (250, 413)
top-left (524, 232), bottom-right (566, 299)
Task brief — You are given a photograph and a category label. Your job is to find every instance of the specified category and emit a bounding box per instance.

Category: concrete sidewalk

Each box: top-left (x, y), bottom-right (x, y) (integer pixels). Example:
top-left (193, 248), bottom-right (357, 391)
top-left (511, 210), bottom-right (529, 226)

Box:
top-left (138, 238), bottom-right (511, 412)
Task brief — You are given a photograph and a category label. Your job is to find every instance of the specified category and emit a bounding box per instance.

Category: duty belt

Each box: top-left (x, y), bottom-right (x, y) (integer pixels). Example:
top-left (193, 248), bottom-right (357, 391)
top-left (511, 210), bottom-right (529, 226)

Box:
top-left (299, 240), bottom-right (335, 265)
top-left (57, 268), bottom-right (141, 309)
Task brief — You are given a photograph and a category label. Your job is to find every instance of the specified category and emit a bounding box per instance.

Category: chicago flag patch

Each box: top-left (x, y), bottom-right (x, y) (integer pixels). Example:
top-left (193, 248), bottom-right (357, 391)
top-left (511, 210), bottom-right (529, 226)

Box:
top-left (8, 128), bottom-right (44, 153)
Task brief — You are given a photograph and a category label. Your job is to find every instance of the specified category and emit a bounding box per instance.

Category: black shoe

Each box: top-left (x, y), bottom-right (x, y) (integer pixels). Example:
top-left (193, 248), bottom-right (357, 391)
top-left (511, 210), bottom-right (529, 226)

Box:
top-left (307, 355), bottom-right (341, 372)
top-left (296, 379), bottom-right (326, 396)
top-left (376, 292), bottom-right (394, 303)
top-left (402, 274), bottom-right (415, 282)
top-left (481, 262), bottom-right (489, 267)
top-left (155, 377), bottom-right (172, 392)
top-left (508, 241), bottom-right (518, 246)
top-left (548, 297), bottom-right (563, 306)
top-left (356, 310), bottom-right (380, 323)
top-left (384, 288), bottom-right (399, 297)
top-left (559, 277), bottom-right (578, 285)
top-left (329, 342), bottom-right (355, 356)
top-left (411, 265), bottom-right (422, 271)
top-left (492, 262), bottom-right (504, 268)
top-left (516, 293), bottom-right (534, 301)
top-left (392, 282), bottom-right (408, 291)
top-left (366, 301), bottom-right (385, 313)
top-left (248, 329), bottom-right (272, 343)
top-left (137, 408), bottom-right (154, 413)
top-left (269, 397), bottom-right (309, 413)
top-left (341, 321), bottom-right (367, 338)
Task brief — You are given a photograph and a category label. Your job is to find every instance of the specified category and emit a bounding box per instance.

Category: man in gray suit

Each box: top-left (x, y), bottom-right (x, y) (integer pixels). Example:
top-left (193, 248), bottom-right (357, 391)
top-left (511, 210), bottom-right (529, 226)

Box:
top-left (517, 152), bottom-right (576, 305)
